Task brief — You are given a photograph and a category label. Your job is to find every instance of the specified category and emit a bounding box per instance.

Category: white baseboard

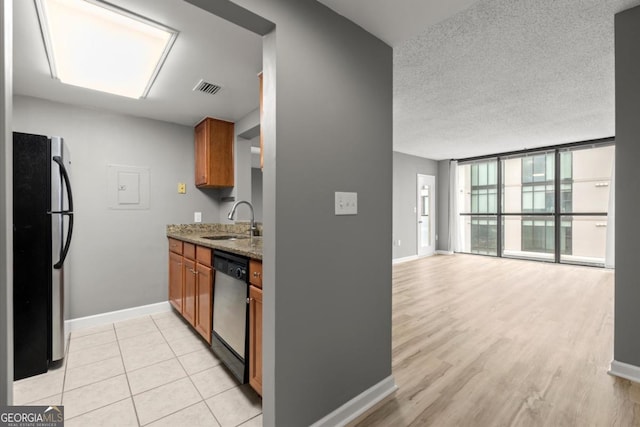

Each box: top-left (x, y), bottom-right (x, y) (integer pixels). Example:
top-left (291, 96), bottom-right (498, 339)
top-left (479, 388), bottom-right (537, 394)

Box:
top-left (64, 301), bottom-right (172, 337)
top-left (608, 360), bottom-right (640, 383)
top-left (310, 375), bottom-right (397, 427)
top-left (436, 250), bottom-right (454, 255)
top-left (392, 255), bottom-right (419, 264)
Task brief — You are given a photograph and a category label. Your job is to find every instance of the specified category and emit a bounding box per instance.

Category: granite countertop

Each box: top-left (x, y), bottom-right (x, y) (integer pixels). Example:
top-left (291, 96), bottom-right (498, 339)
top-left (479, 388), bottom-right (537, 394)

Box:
top-left (166, 223), bottom-right (262, 260)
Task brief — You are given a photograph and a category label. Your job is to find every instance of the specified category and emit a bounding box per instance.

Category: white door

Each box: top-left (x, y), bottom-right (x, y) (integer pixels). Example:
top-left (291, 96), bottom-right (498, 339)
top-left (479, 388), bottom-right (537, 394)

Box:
top-left (417, 174), bottom-right (436, 256)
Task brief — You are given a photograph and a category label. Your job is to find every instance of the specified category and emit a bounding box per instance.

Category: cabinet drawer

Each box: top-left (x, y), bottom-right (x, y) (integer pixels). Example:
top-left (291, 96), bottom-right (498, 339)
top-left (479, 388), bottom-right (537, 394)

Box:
top-left (168, 238), bottom-right (183, 254)
top-left (196, 246), bottom-right (212, 266)
top-left (249, 259), bottom-right (262, 288)
top-left (183, 243), bottom-right (196, 260)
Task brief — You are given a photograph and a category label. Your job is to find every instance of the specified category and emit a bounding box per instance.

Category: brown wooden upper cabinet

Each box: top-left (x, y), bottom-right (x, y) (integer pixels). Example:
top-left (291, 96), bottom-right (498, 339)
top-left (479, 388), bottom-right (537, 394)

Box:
top-left (258, 72), bottom-right (264, 170)
top-left (194, 117), bottom-right (234, 188)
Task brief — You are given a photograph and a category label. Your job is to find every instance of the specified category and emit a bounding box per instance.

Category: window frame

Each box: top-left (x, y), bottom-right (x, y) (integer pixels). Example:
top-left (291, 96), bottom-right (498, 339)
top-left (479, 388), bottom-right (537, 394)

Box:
top-left (457, 138), bottom-right (613, 266)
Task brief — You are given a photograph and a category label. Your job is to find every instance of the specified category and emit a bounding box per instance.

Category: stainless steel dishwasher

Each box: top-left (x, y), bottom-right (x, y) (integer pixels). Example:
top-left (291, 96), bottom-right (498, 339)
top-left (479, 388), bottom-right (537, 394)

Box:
top-left (211, 250), bottom-right (250, 383)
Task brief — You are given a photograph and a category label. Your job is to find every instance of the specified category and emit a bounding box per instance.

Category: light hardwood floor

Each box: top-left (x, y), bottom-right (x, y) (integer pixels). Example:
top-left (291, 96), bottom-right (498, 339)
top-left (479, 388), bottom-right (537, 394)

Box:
top-left (355, 254), bottom-right (640, 426)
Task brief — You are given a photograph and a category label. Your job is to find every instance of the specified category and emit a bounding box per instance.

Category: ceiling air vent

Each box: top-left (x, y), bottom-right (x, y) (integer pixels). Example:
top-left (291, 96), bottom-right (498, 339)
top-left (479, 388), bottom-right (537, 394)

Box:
top-left (193, 79), bottom-right (222, 95)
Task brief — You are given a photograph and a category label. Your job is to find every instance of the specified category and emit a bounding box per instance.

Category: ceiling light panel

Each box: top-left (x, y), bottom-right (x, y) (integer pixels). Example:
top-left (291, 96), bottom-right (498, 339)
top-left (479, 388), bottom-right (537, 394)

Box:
top-left (35, 0), bottom-right (178, 99)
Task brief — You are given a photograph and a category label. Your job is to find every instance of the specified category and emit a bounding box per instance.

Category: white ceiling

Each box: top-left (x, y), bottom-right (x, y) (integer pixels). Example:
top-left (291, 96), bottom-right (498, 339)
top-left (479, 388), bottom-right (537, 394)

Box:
top-left (15, 0), bottom-right (640, 160)
top-left (316, 0), bottom-right (482, 47)
top-left (13, 0), bottom-right (262, 127)
top-left (322, 0), bottom-right (640, 160)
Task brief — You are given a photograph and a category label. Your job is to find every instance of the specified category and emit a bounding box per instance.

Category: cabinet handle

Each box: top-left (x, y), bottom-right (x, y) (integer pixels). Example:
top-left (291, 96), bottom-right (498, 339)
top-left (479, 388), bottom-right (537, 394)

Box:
top-left (253, 272), bottom-right (261, 278)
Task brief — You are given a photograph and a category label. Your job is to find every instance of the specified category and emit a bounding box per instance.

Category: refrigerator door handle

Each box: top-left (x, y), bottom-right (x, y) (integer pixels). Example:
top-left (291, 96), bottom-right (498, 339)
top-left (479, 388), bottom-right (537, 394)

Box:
top-left (52, 155), bottom-right (74, 269)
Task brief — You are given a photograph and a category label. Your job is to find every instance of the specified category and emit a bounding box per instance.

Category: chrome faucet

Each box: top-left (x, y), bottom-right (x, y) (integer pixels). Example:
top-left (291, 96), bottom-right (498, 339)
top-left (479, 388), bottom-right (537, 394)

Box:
top-left (227, 200), bottom-right (257, 238)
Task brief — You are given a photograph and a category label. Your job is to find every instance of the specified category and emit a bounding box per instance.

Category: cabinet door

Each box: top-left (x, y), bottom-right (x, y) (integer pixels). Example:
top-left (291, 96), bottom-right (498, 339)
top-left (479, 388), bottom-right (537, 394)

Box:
top-left (259, 72), bottom-right (264, 170)
top-left (249, 285), bottom-right (263, 396)
top-left (194, 263), bottom-right (212, 344)
top-left (183, 258), bottom-right (197, 326)
top-left (168, 251), bottom-right (183, 312)
top-left (194, 119), bottom-right (208, 186)
top-left (249, 259), bottom-right (262, 288)
top-left (194, 118), bottom-right (234, 188)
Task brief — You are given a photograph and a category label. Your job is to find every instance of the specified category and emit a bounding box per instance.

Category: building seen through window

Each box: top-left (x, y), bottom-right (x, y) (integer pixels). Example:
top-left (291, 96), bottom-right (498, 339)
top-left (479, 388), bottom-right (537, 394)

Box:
top-left (458, 143), bottom-right (614, 266)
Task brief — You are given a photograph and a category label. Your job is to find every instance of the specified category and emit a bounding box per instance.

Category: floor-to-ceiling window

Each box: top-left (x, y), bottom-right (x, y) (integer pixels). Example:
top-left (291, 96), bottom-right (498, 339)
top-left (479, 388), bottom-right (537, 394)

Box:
top-left (460, 159), bottom-right (498, 255)
top-left (458, 140), bottom-right (614, 266)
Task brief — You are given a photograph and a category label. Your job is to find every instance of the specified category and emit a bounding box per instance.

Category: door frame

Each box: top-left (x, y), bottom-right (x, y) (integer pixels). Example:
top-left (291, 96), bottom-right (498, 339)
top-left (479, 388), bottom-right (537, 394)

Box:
top-left (417, 174), bottom-right (436, 257)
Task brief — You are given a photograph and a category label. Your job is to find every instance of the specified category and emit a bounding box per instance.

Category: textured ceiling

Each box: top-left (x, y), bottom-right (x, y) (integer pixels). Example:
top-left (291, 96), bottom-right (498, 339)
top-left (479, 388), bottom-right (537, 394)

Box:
top-left (316, 0), bottom-right (481, 46)
top-left (393, 0), bottom-right (640, 160)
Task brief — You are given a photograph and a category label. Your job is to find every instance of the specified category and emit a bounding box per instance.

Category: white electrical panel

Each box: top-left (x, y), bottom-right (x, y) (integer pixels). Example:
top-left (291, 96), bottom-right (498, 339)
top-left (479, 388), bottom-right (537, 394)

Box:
top-left (335, 192), bottom-right (358, 215)
top-left (107, 164), bottom-right (150, 210)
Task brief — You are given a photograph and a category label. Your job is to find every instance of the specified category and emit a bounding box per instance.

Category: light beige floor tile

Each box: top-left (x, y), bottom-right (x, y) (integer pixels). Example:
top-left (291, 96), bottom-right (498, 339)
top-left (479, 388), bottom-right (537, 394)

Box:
top-left (190, 365), bottom-right (239, 399)
top-left (121, 341), bottom-right (175, 372)
top-left (24, 393), bottom-right (62, 406)
top-left (13, 370), bottom-right (65, 405)
top-left (152, 312), bottom-right (188, 330)
top-left (114, 316), bottom-right (153, 329)
top-left (64, 356), bottom-right (124, 391)
top-left (69, 329), bottom-right (117, 353)
top-left (238, 414), bottom-right (263, 427)
top-left (66, 341), bottom-right (121, 370)
top-left (132, 377), bottom-right (202, 425)
top-left (118, 330), bottom-right (166, 353)
top-left (62, 375), bottom-right (130, 419)
top-left (159, 324), bottom-right (194, 343)
top-left (146, 401), bottom-right (220, 427)
top-left (127, 358), bottom-right (187, 395)
top-left (178, 348), bottom-right (222, 375)
top-left (115, 319), bottom-right (159, 340)
top-left (166, 333), bottom-right (209, 356)
top-left (163, 326), bottom-right (204, 344)
top-left (205, 385), bottom-right (262, 427)
top-left (150, 310), bottom-right (179, 320)
top-left (70, 324), bottom-right (114, 339)
top-left (65, 398), bottom-right (138, 427)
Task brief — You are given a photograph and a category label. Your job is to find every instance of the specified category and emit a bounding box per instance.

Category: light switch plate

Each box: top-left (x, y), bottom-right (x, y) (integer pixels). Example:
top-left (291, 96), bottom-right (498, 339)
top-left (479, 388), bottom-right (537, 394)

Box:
top-left (194, 212), bottom-right (202, 223)
top-left (178, 183), bottom-right (186, 194)
top-left (335, 192), bottom-right (358, 215)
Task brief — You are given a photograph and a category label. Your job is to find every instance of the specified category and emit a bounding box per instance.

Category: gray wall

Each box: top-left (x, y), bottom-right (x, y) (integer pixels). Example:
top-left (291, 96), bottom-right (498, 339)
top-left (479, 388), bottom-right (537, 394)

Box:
top-left (191, 1), bottom-right (394, 425)
top-left (13, 95), bottom-right (220, 319)
top-left (393, 151), bottom-right (438, 259)
top-left (614, 5), bottom-right (640, 368)
top-left (437, 160), bottom-right (451, 252)
top-left (0, 0), bottom-right (12, 405)
top-left (220, 108), bottom-right (259, 223)
top-left (251, 168), bottom-right (263, 223)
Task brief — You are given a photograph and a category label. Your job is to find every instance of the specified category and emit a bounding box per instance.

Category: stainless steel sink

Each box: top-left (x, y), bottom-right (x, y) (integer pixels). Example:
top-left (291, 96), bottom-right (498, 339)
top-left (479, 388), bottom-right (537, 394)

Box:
top-left (201, 235), bottom-right (249, 241)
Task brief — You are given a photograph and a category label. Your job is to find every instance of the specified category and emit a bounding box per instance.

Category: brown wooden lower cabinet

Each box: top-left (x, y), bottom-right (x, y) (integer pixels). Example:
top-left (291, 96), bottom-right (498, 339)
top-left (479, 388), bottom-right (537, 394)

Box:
top-left (168, 251), bottom-right (183, 312)
top-left (183, 257), bottom-right (197, 326)
top-left (167, 239), bottom-right (213, 344)
top-left (249, 284), bottom-right (263, 396)
top-left (194, 262), bottom-right (212, 344)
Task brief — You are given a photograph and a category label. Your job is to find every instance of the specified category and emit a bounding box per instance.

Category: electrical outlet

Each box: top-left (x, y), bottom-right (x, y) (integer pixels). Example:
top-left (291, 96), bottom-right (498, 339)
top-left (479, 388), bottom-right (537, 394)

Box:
top-left (194, 212), bottom-right (202, 223)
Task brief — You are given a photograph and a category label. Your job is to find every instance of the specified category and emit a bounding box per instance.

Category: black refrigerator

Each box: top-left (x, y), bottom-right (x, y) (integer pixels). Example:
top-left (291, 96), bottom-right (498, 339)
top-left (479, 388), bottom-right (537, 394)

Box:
top-left (13, 132), bottom-right (74, 380)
